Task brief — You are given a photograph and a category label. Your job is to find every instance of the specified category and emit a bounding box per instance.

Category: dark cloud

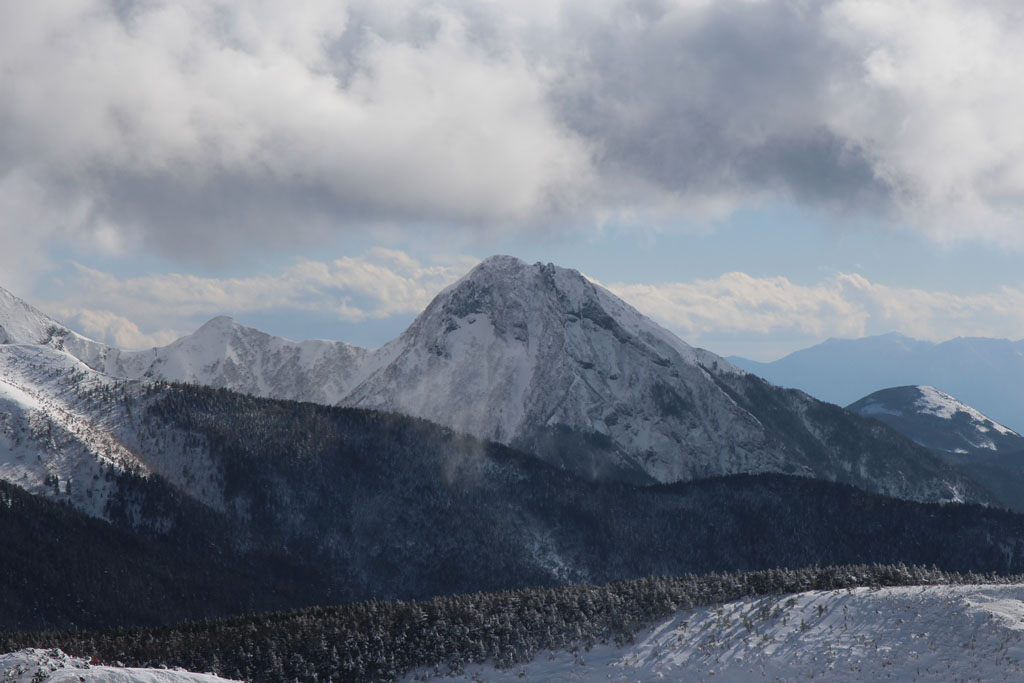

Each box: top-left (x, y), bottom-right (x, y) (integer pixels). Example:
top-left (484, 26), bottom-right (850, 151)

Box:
top-left (739, 131), bottom-right (891, 211)
top-left (1, 0), bottom-right (1023, 275)
top-left (548, 1), bottom-right (891, 212)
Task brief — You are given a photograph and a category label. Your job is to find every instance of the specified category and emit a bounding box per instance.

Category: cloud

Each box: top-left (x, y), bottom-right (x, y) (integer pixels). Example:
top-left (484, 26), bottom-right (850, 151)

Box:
top-left (607, 272), bottom-right (1024, 350)
top-left (58, 309), bottom-right (182, 350)
top-left (4, 0), bottom-right (1024, 271)
top-left (821, 0), bottom-right (1024, 242)
top-left (549, 0), bottom-right (1024, 241)
top-left (43, 249), bottom-right (477, 348)
top-left (51, 255), bottom-right (1024, 356)
top-left (0, 0), bottom-right (591, 264)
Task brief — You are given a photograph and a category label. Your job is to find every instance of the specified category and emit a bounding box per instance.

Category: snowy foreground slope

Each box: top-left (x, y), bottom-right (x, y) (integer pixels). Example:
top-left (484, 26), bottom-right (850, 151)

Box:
top-left (0, 649), bottom-right (238, 682)
top-left (413, 583), bottom-right (1024, 682)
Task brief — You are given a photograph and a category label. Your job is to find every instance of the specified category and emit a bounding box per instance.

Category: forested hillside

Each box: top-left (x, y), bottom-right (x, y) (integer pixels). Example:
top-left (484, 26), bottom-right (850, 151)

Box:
top-left (0, 479), bottom-right (325, 631)
top-left (7, 381), bottom-right (1024, 633)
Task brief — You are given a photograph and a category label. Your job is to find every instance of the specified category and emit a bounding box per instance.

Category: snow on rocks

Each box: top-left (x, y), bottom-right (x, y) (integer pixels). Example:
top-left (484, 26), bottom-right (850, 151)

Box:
top-left (0, 649), bottom-right (239, 682)
top-left (411, 583), bottom-right (1024, 682)
top-left (916, 385), bottom-right (1017, 435)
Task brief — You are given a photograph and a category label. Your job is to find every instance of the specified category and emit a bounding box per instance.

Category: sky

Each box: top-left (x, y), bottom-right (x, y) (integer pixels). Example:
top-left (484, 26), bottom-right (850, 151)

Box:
top-left (4, 0), bottom-right (1024, 360)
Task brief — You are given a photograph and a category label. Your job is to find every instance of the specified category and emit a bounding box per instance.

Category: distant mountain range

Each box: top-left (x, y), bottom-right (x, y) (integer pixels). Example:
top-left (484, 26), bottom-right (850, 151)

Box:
top-left (0, 257), bottom-right (985, 503)
top-left (729, 333), bottom-right (1024, 433)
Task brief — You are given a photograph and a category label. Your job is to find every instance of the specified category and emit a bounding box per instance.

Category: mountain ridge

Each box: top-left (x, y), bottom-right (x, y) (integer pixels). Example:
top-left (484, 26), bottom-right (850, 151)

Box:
top-left (0, 257), bottom-right (992, 502)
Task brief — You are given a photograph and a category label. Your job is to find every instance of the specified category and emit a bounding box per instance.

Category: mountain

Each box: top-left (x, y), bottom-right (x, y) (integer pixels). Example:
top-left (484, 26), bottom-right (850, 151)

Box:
top-left (0, 286), bottom-right (118, 369)
top-left (0, 342), bottom-right (234, 517)
top-left (0, 343), bottom-right (145, 517)
top-left (729, 332), bottom-right (1024, 433)
top-left (340, 256), bottom-right (772, 484)
top-left (0, 259), bottom-right (991, 503)
top-left (0, 286), bottom-right (378, 406)
top-left (8, 375), bottom-right (1024, 632)
top-left (0, 259), bottom-right (1000, 502)
top-left (848, 385), bottom-right (1024, 458)
top-left (849, 385), bottom-right (1024, 512)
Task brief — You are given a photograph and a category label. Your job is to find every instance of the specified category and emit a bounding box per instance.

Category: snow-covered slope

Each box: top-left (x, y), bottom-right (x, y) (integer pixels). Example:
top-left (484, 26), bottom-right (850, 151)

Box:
top-left (0, 287), bottom-right (118, 369)
top-left (414, 583), bottom-right (1024, 681)
top-left (848, 385), bottom-right (1024, 457)
top-left (0, 649), bottom-right (238, 682)
top-left (342, 256), bottom-right (770, 483)
top-left (0, 342), bottom-right (225, 518)
top-left (730, 332), bottom-right (1024, 433)
top-left (337, 257), bottom-right (987, 500)
top-left (0, 344), bottom-right (146, 517)
top-left (96, 315), bottom-right (379, 406)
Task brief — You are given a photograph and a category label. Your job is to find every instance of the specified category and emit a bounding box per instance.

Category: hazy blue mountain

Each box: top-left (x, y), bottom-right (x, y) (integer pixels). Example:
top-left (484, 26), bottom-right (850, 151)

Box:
top-left (729, 333), bottom-right (1024, 433)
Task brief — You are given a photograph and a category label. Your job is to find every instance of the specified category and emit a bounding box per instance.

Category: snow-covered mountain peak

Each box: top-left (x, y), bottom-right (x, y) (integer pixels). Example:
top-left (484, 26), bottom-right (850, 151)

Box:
top-left (915, 385), bottom-right (1017, 434)
top-left (194, 314), bottom-right (238, 335)
top-left (0, 261), bottom-right (983, 500)
top-left (0, 285), bottom-right (128, 376)
top-left (168, 315), bottom-right (273, 365)
top-left (849, 385), bottom-right (1024, 460)
top-left (417, 256), bottom-right (712, 369)
top-left (335, 256), bottom-right (778, 481)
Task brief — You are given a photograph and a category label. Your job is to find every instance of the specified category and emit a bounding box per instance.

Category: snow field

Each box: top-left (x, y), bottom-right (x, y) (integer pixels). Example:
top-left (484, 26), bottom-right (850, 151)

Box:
top-left (410, 583), bottom-right (1024, 681)
top-left (0, 649), bottom-right (239, 682)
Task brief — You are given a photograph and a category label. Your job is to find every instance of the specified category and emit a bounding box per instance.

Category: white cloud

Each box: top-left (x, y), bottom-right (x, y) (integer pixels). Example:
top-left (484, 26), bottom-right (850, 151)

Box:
top-left (0, 0), bottom-right (591, 266)
top-left (43, 249), bottom-right (477, 348)
top-left (56, 309), bottom-right (182, 350)
top-left (607, 272), bottom-right (1024, 349)
top-left (823, 0), bottom-right (1024, 242)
